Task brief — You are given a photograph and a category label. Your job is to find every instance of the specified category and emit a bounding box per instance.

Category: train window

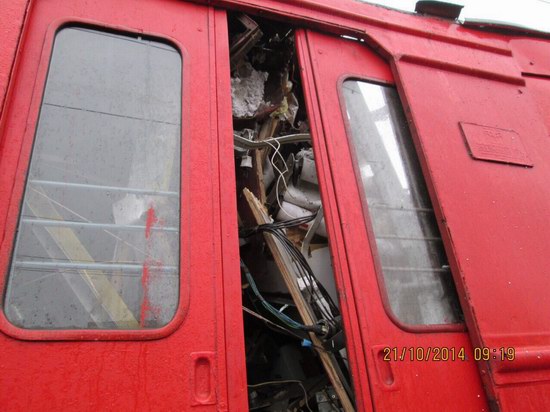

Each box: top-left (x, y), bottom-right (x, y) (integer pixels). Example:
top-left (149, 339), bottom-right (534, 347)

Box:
top-left (4, 27), bottom-right (181, 329)
top-left (341, 80), bottom-right (461, 325)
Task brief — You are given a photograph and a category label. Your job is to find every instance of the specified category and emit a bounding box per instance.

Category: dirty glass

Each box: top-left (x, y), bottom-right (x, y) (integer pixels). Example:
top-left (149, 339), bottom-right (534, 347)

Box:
top-left (4, 27), bottom-right (181, 329)
top-left (341, 80), bottom-right (461, 325)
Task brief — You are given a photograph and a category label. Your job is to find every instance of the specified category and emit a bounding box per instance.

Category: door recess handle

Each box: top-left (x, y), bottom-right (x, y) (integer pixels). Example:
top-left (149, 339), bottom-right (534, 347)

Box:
top-left (372, 345), bottom-right (399, 391)
top-left (191, 352), bottom-right (216, 405)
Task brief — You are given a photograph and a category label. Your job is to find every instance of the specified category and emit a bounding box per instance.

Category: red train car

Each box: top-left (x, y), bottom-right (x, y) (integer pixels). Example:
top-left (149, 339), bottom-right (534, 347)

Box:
top-left (1, 0), bottom-right (549, 410)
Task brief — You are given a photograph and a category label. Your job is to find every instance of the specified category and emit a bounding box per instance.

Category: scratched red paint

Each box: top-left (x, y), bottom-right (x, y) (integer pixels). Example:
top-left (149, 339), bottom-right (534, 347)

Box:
top-left (142, 207), bottom-right (157, 326)
top-left (140, 260), bottom-right (151, 327)
top-left (140, 258), bottom-right (164, 327)
top-left (145, 205), bottom-right (157, 239)
top-left (142, 205), bottom-right (163, 326)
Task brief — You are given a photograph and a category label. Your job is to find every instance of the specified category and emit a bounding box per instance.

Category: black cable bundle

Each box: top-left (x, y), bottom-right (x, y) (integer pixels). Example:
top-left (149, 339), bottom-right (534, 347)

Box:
top-left (241, 213), bottom-right (340, 332)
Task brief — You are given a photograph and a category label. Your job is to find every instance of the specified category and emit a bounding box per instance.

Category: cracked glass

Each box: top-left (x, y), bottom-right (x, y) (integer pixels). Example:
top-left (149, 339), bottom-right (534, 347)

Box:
top-left (5, 27), bottom-right (181, 329)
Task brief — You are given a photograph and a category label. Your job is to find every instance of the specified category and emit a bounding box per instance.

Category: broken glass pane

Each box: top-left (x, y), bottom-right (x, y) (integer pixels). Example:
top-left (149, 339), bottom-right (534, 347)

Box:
top-left (5, 27), bottom-right (182, 329)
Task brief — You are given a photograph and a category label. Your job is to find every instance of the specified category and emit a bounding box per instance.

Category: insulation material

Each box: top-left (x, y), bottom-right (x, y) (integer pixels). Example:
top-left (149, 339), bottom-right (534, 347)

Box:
top-left (231, 62), bottom-right (269, 118)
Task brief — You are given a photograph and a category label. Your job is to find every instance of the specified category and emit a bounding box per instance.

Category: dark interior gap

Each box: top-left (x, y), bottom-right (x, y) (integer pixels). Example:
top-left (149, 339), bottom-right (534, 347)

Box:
top-left (228, 12), bottom-right (356, 412)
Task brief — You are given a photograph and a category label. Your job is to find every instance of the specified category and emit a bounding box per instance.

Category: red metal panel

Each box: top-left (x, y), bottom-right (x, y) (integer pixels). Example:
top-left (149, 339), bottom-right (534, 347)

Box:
top-left (210, 7), bottom-right (249, 411)
top-left (295, 30), bottom-right (376, 412)
top-left (510, 38), bottom-right (550, 77)
top-left (193, 0), bottom-right (511, 51)
top-left (0, 0), bottom-right (246, 410)
top-left (521, 76), bottom-right (550, 139)
top-left (0, 0), bottom-right (29, 117)
top-left (394, 55), bottom-right (550, 408)
top-left (192, 0), bottom-right (522, 82)
top-left (0, 4), bottom-right (192, 342)
top-left (296, 29), bottom-right (488, 412)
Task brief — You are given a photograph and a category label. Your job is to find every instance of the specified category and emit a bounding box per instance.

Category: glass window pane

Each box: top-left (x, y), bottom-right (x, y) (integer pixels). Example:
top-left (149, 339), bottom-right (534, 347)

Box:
top-left (341, 80), bottom-right (461, 325)
top-left (5, 27), bottom-right (182, 330)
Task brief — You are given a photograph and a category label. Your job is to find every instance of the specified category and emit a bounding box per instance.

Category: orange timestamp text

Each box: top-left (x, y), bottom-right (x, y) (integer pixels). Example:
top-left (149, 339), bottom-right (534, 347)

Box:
top-left (382, 346), bottom-right (516, 362)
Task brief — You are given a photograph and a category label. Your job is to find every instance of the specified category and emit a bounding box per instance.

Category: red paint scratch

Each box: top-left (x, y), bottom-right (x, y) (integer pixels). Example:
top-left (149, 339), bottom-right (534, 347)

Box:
top-left (141, 206), bottom-right (162, 327)
top-left (145, 206), bottom-right (157, 239)
top-left (140, 261), bottom-right (151, 327)
top-left (140, 259), bottom-right (162, 327)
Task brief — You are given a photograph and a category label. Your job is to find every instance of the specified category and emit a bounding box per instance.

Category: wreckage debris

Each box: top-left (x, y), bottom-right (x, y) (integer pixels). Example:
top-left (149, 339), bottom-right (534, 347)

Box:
top-left (232, 62), bottom-right (270, 118)
top-left (229, 12), bottom-right (355, 412)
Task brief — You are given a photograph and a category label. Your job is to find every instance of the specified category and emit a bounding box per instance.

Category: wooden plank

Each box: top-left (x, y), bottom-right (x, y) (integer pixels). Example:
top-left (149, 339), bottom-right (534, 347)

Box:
top-left (254, 149), bottom-right (267, 205)
top-left (26, 187), bottom-right (139, 328)
top-left (244, 188), bottom-right (355, 412)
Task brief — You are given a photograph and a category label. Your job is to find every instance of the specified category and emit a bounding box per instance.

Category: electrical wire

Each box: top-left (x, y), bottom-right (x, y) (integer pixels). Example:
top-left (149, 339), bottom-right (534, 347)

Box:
top-left (241, 131), bottom-right (311, 221)
top-left (261, 219), bottom-right (338, 319)
top-left (247, 380), bottom-right (313, 412)
top-left (242, 306), bottom-right (339, 356)
top-left (262, 224), bottom-right (337, 326)
top-left (241, 259), bottom-right (322, 334)
top-left (241, 215), bottom-right (340, 331)
top-left (234, 133), bottom-right (310, 149)
top-left (265, 139), bottom-right (295, 217)
top-left (243, 305), bottom-right (305, 340)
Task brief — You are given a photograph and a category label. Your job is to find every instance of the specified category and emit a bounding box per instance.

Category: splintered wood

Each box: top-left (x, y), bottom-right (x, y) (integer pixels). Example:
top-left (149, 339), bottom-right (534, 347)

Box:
top-left (244, 188), bottom-right (355, 412)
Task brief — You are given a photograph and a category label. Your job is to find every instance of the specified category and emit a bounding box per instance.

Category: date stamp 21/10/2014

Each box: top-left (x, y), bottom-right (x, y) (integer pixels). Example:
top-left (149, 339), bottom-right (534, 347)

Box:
top-left (382, 346), bottom-right (516, 362)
